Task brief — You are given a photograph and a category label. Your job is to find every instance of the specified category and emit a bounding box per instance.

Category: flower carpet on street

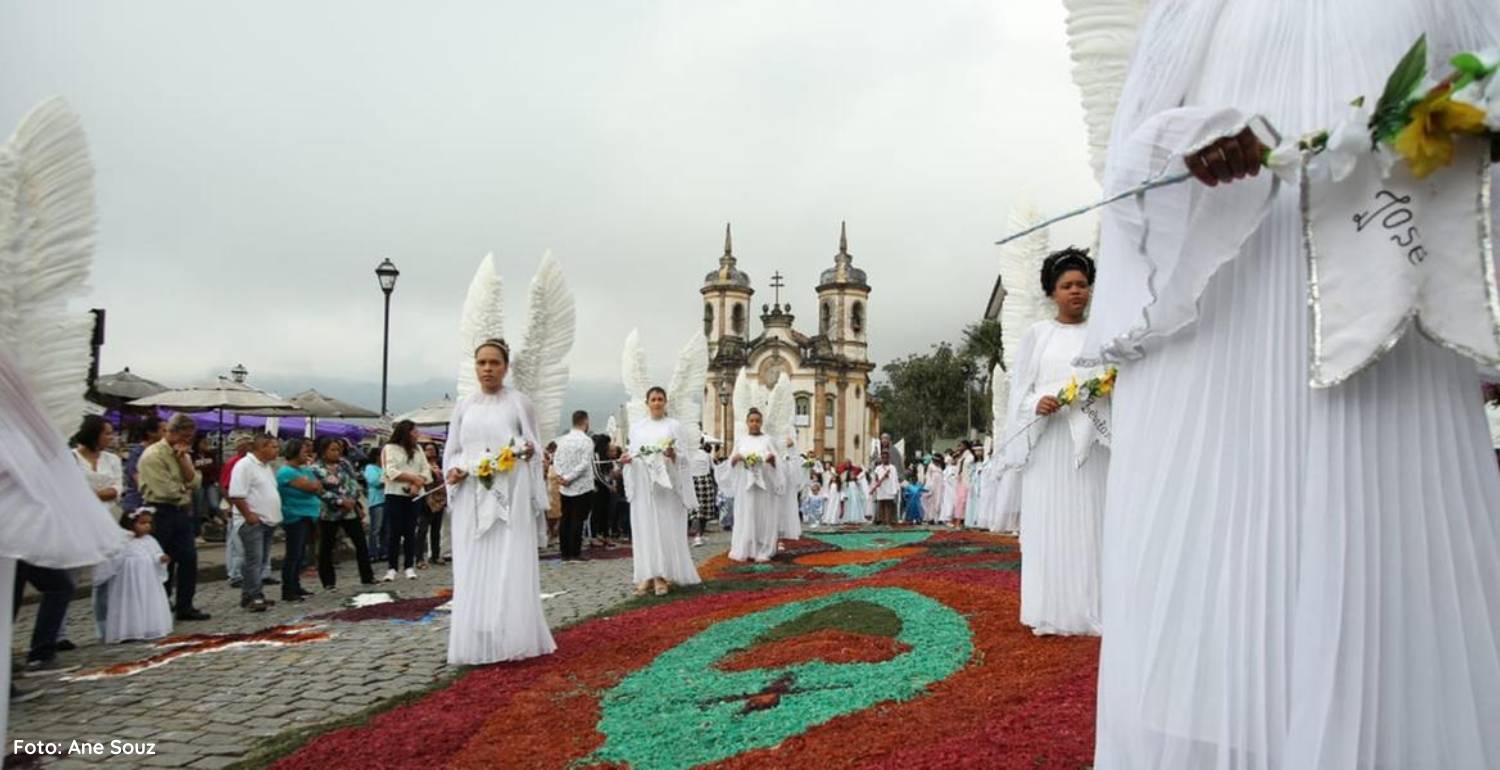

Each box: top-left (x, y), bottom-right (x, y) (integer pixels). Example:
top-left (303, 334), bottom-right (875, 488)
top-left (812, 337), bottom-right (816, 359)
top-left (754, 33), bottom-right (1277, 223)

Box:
top-left (273, 528), bottom-right (1100, 769)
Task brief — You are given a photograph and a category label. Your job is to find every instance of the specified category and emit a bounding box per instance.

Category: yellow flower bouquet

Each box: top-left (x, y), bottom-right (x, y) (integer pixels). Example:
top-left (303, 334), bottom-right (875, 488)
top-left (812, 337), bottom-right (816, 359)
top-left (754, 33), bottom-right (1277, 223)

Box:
top-left (1057, 367), bottom-right (1119, 408)
top-left (472, 443), bottom-right (520, 490)
top-left (742, 453), bottom-right (764, 469)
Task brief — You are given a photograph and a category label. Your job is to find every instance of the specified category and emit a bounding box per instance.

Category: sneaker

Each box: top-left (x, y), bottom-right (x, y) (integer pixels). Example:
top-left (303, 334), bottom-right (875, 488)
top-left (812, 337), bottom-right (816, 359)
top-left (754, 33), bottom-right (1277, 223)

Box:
top-left (228, 578), bottom-right (243, 588)
top-left (245, 599), bottom-right (268, 613)
top-left (692, 536), bottom-right (704, 547)
top-left (404, 568), bottom-right (418, 580)
top-left (382, 569), bottom-right (397, 582)
top-left (11, 683), bottom-right (43, 704)
top-left (21, 659), bottom-right (79, 678)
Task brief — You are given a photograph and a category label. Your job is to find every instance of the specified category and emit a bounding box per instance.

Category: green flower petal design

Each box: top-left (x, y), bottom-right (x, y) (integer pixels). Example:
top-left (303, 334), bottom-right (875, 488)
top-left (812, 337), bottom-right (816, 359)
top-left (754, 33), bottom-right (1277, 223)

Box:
top-left (592, 587), bottom-right (973, 770)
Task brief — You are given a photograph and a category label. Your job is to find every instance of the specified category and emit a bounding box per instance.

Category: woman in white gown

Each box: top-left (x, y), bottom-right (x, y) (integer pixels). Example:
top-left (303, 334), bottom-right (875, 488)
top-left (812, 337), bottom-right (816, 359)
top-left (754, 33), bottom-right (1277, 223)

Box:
top-left (923, 456), bottom-right (945, 524)
top-left (774, 438), bottom-right (803, 542)
top-left (1002, 249), bottom-right (1109, 637)
top-left (442, 339), bottom-right (555, 665)
top-left (938, 461), bottom-right (958, 525)
top-left (721, 409), bottom-right (785, 561)
top-left (1088, 3), bottom-right (1500, 767)
top-left (821, 475), bottom-right (844, 526)
top-left (621, 387), bottom-right (703, 595)
top-left (92, 509), bottom-right (172, 644)
top-left (841, 468), bottom-right (870, 524)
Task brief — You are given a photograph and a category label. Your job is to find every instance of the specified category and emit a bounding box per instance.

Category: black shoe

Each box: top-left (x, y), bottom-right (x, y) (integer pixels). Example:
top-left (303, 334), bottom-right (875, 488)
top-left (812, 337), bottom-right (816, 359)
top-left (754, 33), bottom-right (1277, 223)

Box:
top-left (55, 640), bottom-right (76, 652)
top-left (297, 589), bottom-right (315, 597)
top-left (176, 609), bottom-right (211, 621)
top-left (245, 599), bottom-right (268, 613)
top-left (261, 577), bottom-right (280, 585)
top-left (228, 578), bottom-right (243, 588)
top-left (281, 595), bottom-right (306, 603)
top-left (21, 659), bottom-right (79, 677)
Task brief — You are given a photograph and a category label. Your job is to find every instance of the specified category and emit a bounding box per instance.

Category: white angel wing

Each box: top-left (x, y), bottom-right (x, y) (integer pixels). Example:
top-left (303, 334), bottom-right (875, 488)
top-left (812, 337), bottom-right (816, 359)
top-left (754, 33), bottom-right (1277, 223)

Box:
top-left (666, 331), bottom-right (709, 445)
top-left (731, 367), bottom-right (752, 437)
top-left (998, 202), bottom-right (1054, 371)
top-left (764, 374), bottom-right (794, 443)
top-left (510, 251), bottom-right (576, 442)
top-left (0, 98), bottom-right (98, 441)
top-left (621, 328), bottom-right (651, 426)
top-left (455, 253), bottom-right (504, 401)
top-left (1062, 0), bottom-right (1153, 185)
top-left (990, 362), bottom-right (1010, 441)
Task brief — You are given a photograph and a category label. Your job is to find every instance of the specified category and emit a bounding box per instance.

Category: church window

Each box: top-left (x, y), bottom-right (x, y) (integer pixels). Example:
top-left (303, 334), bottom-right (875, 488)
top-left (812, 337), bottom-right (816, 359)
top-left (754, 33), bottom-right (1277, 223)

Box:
top-left (795, 396), bottom-right (811, 427)
top-left (851, 301), bottom-right (865, 334)
top-left (703, 304), bottom-right (714, 336)
top-left (854, 435), bottom-right (860, 450)
top-left (820, 302), bottom-right (831, 334)
top-left (731, 303), bottom-right (745, 335)
top-left (824, 395), bottom-right (836, 429)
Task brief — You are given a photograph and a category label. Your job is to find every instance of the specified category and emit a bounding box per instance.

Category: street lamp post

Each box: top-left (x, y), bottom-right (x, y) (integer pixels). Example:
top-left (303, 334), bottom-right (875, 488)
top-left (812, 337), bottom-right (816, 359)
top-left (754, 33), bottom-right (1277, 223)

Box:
top-left (375, 259), bottom-right (400, 416)
top-left (717, 380), bottom-right (732, 445)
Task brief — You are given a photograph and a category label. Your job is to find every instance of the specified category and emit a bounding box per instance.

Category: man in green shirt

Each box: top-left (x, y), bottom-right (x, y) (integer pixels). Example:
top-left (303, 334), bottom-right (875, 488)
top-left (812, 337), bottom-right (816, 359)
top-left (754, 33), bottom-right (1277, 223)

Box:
top-left (138, 414), bottom-right (210, 620)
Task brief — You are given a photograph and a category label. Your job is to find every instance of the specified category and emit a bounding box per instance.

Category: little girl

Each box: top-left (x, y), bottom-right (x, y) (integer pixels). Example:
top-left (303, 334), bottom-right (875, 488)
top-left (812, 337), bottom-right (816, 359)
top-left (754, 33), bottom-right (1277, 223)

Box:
top-left (92, 508), bottom-right (173, 644)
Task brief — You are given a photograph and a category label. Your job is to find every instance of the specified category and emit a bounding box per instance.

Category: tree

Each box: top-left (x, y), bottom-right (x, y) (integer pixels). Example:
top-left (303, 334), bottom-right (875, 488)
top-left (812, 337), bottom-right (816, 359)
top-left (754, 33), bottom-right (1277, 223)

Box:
top-left (960, 319), bottom-right (1005, 376)
top-left (870, 342), bottom-right (987, 454)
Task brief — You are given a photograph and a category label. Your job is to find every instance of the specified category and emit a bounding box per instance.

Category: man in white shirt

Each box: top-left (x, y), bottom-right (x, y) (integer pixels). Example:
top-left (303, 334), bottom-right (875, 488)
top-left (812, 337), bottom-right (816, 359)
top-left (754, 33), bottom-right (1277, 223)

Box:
top-left (553, 411), bottom-right (596, 561)
top-left (227, 433), bottom-right (283, 612)
top-left (871, 452), bottom-right (899, 526)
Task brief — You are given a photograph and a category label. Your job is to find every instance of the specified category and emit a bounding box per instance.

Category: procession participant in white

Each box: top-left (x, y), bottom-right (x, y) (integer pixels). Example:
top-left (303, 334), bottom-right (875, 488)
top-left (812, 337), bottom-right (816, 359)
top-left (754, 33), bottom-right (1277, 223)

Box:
top-left (720, 408), bottom-right (785, 562)
top-left (1071, 2), bottom-right (1500, 766)
top-left (621, 387), bottom-right (704, 594)
top-left (91, 509), bottom-right (172, 644)
top-left (619, 329), bottom-right (711, 596)
top-left (0, 99), bottom-right (123, 737)
top-left (842, 467), bottom-right (871, 523)
top-left (443, 339), bottom-right (556, 664)
top-left (870, 453), bottom-right (900, 526)
top-left (1000, 249), bottom-right (1109, 637)
top-left (938, 459), bottom-right (958, 525)
top-left (821, 475), bottom-right (845, 526)
top-left (441, 251), bottom-right (575, 665)
top-left (923, 455), bottom-right (946, 524)
top-left (763, 376), bottom-right (803, 542)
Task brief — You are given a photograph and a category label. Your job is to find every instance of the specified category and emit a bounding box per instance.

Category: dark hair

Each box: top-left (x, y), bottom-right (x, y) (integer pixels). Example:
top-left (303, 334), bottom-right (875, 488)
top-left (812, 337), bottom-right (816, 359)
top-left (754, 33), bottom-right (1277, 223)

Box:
top-left (388, 420), bottom-right (418, 453)
top-left (474, 337), bottom-right (511, 364)
top-left (1040, 247), bottom-right (1096, 296)
top-left (73, 414), bottom-right (110, 450)
top-left (130, 416), bottom-right (164, 443)
top-left (281, 437), bottom-right (310, 462)
top-left (314, 436), bottom-right (343, 460)
top-left (119, 508), bottom-right (152, 530)
top-left (545, 441), bottom-right (558, 454)
top-left (250, 431), bottom-right (277, 448)
top-left (571, 410), bottom-right (589, 427)
top-left (645, 386), bottom-right (667, 401)
top-left (746, 407), bottom-right (763, 418)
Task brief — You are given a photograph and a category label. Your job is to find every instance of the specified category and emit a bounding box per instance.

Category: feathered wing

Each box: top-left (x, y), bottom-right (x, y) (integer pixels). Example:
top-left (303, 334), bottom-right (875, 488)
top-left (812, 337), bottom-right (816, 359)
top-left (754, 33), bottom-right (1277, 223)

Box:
top-left (621, 328), bottom-right (651, 426)
top-left (510, 251), bottom-right (576, 442)
top-left (0, 98), bottom-right (98, 441)
top-left (990, 362), bottom-right (1010, 441)
top-left (455, 253), bottom-right (504, 401)
top-left (764, 374), bottom-right (794, 444)
top-left (999, 201), bottom-right (1054, 372)
top-left (666, 331), bottom-right (709, 446)
top-left (1062, 0), bottom-right (1153, 185)
top-left (731, 367), bottom-right (753, 437)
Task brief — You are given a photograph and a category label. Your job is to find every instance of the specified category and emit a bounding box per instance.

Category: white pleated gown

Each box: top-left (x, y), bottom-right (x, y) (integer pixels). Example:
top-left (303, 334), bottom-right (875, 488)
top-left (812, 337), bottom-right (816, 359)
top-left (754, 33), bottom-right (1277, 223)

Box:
top-left (624, 417), bottom-right (703, 586)
top-left (1092, 3), bottom-right (1500, 768)
top-left (722, 433), bottom-right (785, 562)
top-left (444, 392), bottom-right (556, 665)
top-left (92, 534), bottom-right (172, 644)
top-left (1017, 322), bottom-right (1107, 637)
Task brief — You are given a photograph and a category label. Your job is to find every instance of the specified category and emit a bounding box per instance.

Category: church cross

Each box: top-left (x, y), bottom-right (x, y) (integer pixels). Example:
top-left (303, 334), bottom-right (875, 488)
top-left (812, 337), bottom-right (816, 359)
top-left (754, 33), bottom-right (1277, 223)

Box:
top-left (770, 271), bottom-right (785, 307)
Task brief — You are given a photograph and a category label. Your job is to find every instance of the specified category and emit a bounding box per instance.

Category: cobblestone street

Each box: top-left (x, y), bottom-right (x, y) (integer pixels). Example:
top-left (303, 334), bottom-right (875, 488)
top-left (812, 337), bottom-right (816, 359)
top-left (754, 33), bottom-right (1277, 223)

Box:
top-left (8, 532), bottom-right (731, 768)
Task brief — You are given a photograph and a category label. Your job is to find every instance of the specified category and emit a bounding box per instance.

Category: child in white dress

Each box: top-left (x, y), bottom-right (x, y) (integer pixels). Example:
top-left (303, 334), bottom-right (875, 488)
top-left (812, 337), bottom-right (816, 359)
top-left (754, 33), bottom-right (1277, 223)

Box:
top-left (92, 508), bottom-right (173, 644)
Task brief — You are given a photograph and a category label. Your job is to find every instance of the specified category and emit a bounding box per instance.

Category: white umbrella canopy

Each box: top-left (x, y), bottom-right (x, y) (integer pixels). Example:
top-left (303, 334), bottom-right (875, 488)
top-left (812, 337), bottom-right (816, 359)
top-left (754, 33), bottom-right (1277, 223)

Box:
top-left (130, 377), bottom-right (300, 412)
top-left (395, 394), bottom-right (455, 427)
top-left (93, 367), bottom-right (169, 401)
top-left (285, 389), bottom-right (378, 419)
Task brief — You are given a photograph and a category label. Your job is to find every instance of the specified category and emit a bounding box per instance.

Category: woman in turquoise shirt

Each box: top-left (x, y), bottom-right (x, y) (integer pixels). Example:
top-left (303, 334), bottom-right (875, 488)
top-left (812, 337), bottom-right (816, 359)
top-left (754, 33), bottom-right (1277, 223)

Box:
top-left (363, 453), bottom-right (387, 562)
top-left (276, 438), bottom-right (326, 602)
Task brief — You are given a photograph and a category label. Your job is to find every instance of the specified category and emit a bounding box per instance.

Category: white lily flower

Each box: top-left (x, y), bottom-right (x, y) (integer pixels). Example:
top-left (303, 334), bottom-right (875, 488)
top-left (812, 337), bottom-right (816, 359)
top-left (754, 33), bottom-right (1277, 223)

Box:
top-left (1264, 141), bottom-right (1302, 184)
top-left (1308, 104), bottom-right (1373, 184)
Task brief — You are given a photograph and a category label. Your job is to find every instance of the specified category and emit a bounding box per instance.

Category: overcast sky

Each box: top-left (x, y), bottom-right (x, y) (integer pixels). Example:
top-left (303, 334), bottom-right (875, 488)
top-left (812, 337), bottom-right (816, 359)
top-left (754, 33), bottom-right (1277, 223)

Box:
top-left (1, 0), bottom-right (1097, 403)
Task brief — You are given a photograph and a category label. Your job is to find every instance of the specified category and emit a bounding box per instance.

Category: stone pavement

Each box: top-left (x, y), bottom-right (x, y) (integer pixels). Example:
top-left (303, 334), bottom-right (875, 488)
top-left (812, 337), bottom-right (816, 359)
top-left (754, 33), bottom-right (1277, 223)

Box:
top-left (7, 530), bottom-right (732, 768)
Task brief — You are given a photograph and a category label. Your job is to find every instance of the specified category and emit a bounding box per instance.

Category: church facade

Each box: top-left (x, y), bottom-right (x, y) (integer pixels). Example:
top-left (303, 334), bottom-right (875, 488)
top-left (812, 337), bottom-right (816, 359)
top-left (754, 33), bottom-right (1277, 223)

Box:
top-left (700, 222), bottom-right (879, 464)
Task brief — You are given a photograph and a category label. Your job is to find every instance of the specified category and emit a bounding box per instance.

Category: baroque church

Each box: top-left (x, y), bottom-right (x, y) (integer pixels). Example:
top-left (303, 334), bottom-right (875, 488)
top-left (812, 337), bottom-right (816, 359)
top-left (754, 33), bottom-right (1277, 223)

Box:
top-left (699, 222), bottom-right (880, 464)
